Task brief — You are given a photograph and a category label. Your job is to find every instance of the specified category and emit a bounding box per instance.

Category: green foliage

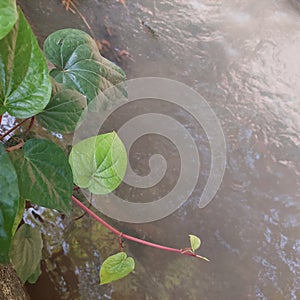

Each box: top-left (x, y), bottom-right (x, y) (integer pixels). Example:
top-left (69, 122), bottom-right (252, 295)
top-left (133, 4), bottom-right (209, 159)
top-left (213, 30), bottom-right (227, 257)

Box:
top-left (9, 224), bottom-right (43, 283)
top-left (69, 132), bottom-right (127, 194)
top-left (0, 4), bottom-right (129, 284)
top-left (37, 88), bottom-right (87, 134)
top-left (0, 2), bottom-right (208, 288)
top-left (100, 252), bottom-right (135, 285)
top-left (43, 28), bottom-right (126, 103)
top-left (189, 234), bottom-right (201, 253)
top-left (9, 139), bottom-right (73, 214)
top-left (0, 0), bottom-right (18, 40)
top-left (0, 143), bottom-right (19, 264)
top-left (0, 8), bottom-right (51, 117)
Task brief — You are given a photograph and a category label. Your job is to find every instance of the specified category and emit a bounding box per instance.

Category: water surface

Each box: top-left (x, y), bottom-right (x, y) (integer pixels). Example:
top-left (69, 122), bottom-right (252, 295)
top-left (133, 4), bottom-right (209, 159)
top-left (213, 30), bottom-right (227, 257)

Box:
top-left (20, 0), bottom-right (300, 299)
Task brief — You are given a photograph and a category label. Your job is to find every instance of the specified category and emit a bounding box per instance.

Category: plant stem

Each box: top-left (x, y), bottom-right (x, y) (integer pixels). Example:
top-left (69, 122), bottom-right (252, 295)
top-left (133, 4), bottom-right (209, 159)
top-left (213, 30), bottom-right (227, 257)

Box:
top-left (24, 116), bottom-right (35, 135)
top-left (0, 115), bottom-right (2, 126)
top-left (72, 195), bottom-right (209, 261)
top-left (0, 118), bottom-right (30, 141)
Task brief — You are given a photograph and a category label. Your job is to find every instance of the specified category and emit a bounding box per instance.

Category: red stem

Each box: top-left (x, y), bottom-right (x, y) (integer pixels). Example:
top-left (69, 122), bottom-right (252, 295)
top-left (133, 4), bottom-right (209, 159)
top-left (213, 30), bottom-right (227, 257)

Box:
top-left (0, 115), bottom-right (2, 126)
top-left (24, 116), bottom-right (35, 135)
top-left (72, 195), bottom-right (208, 261)
top-left (0, 118), bottom-right (30, 141)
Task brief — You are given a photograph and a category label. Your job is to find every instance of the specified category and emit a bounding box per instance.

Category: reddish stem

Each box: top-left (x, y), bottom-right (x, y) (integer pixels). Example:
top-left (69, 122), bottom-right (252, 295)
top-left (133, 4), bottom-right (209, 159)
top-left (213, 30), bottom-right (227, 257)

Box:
top-left (24, 116), bottom-right (35, 135)
top-left (0, 118), bottom-right (30, 141)
top-left (6, 140), bottom-right (24, 152)
top-left (72, 195), bottom-right (209, 261)
top-left (0, 115), bottom-right (2, 126)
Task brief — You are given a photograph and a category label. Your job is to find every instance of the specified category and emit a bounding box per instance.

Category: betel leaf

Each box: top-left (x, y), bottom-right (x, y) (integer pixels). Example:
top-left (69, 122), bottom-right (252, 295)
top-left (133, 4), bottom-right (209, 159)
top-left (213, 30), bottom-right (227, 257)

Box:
top-left (9, 224), bottom-right (42, 283)
top-left (100, 252), bottom-right (135, 285)
top-left (189, 234), bottom-right (201, 253)
top-left (69, 132), bottom-right (127, 194)
top-left (9, 139), bottom-right (73, 214)
top-left (0, 7), bottom-right (51, 118)
top-left (0, 143), bottom-right (19, 264)
top-left (37, 88), bottom-right (87, 134)
top-left (43, 29), bottom-right (126, 103)
top-left (0, 0), bottom-right (18, 40)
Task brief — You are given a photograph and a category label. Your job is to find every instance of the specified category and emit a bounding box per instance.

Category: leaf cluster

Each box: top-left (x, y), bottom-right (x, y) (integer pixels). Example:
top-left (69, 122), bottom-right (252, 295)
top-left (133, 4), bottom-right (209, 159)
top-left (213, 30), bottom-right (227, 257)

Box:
top-left (0, 2), bottom-right (129, 284)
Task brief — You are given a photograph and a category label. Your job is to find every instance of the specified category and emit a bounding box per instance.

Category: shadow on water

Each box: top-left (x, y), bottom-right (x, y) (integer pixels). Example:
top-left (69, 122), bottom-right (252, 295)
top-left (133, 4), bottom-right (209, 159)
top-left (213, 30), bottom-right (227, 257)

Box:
top-left (18, 0), bottom-right (300, 299)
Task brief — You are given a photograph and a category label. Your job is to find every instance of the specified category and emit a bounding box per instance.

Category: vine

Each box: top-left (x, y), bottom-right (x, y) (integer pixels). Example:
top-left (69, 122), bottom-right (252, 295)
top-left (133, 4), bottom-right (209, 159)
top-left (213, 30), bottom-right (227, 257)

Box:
top-left (0, 1), bottom-right (208, 287)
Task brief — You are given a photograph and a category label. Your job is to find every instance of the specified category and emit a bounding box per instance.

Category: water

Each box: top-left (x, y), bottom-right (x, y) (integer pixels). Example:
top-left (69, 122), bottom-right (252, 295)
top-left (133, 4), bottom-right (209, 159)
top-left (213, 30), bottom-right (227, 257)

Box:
top-left (19, 0), bottom-right (300, 299)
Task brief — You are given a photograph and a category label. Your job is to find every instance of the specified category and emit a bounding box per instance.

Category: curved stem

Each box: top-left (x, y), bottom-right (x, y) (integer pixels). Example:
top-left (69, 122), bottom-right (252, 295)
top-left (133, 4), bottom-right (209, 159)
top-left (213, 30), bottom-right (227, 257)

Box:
top-left (72, 195), bottom-right (209, 261)
top-left (6, 140), bottom-right (24, 152)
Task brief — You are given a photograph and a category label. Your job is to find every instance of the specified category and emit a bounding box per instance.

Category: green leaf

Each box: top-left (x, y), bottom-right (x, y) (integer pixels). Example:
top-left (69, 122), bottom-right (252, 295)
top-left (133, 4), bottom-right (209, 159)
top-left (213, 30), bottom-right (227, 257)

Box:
top-left (11, 197), bottom-right (25, 235)
top-left (9, 224), bottom-right (42, 283)
top-left (100, 252), bottom-right (135, 285)
top-left (9, 139), bottom-right (73, 214)
top-left (69, 132), bottom-right (127, 194)
top-left (0, 143), bottom-right (19, 264)
top-left (43, 28), bottom-right (126, 103)
top-left (0, 0), bottom-right (18, 40)
top-left (37, 88), bottom-right (87, 134)
top-left (27, 263), bottom-right (41, 284)
top-left (189, 234), bottom-right (201, 253)
top-left (0, 7), bottom-right (51, 118)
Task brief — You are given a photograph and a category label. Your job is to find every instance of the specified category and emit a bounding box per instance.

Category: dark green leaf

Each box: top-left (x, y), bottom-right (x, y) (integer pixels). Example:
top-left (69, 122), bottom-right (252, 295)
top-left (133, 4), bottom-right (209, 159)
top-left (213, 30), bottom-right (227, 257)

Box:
top-left (37, 88), bottom-right (87, 133)
top-left (189, 234), bottom-right (201, 253)
top-left (0, 0), bottom-right (18, 40)
top-left (100, 252), bottom-right (135, 285)
top-left (0, 143), bottom-right (19, 264)
top-left (69, 132), bottom-right (127, 194)
top-left (9, 224), bottom-right (42, 283)
top-left (27, 263), bottom-right (41, 284)
top-left (0, 7), bottom-right (51, 118)
top-left (43, 29), bottom-right (125, 103)
top-left (9, 139), bottom-right (73, 214)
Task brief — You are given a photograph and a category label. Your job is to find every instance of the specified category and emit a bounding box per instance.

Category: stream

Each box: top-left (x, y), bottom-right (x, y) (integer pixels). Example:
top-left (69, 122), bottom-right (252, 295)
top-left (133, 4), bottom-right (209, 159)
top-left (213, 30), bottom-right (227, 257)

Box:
top-left (19, 0), bottom-right (300, 299)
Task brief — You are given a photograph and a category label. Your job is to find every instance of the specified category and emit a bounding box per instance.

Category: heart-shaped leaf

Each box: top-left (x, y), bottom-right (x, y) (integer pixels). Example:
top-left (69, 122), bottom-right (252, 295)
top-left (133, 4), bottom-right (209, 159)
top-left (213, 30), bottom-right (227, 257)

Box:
top-left (0, 143), bottom-right (19, 264)
top-left (37, 87), bottom-right (87, 134)
top-left (189, 234), bottom-right (201, 253)
top-left (100, 252), bottom-right (135, 285)
top-left (9, 224), bottom-right (43, 283)
top-left (0, 0), bottom-right (18, 40)
top-left (9, 139), bottom-right (73, 214)
top-left (69, 132), bottom-right (127, 194)
top-left (43, 29), bottom-right (126, 103)
top-left (0, 7), bottom-right (51, 118)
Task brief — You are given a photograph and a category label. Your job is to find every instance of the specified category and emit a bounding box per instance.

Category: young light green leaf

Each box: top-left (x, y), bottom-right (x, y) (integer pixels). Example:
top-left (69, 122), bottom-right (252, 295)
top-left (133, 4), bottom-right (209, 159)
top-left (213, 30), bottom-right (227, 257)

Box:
top-left (43, 29), bottom-right (126, 103)
top-left (100, 252), bottom-right (135, 285)
top-left (189, 234), bottom-right (201, 253)
top-left (0, 143), bottom-right (19, 264)
top-left (0, 0), bottom-right (18, 40)
top-left (9, 139), bottom-right (73, 214)
top-left (69, 132), bottom-right (127, 194)
top-left (37, 88), bottom-right (87, 134)
top-left (9, 224), bottom-right (43, 283)
top-left (0, 7), bottom-right (51, 117)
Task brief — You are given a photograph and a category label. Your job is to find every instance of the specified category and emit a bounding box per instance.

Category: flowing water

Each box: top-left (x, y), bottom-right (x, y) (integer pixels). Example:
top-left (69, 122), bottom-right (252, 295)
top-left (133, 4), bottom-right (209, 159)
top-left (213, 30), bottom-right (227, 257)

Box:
top-left (19, 0), bottom-right (300, 299)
